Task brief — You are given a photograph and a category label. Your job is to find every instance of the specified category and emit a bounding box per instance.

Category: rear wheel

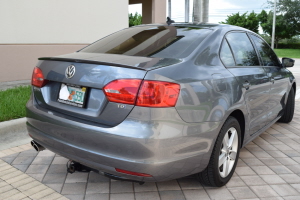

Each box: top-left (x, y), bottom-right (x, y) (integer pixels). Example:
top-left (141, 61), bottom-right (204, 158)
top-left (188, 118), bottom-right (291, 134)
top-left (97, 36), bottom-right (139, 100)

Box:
top-left (197, 116), bottom-right (241, 187)
top-left (278, 87), bottom-right (295, 123)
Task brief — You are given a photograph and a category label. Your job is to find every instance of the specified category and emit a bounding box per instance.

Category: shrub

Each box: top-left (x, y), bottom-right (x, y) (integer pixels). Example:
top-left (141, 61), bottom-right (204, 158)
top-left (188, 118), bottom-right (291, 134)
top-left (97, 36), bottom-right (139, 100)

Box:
top-left (129, 12), bottom-right (142, 27)
top-left (277, 43), bottom-right (300, 49)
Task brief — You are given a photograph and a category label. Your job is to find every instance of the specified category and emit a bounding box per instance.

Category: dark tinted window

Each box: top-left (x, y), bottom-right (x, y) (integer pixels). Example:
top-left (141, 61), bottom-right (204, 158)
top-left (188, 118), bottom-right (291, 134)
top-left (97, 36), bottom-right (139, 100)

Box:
top-left (80, 26), bottom-right (212, 59)
top-left (220, 39), bottom-right (235, 67)
top-left (250, 35), bottom-right (280, 66)
top-left (226, 32), bottom-right (259, 66)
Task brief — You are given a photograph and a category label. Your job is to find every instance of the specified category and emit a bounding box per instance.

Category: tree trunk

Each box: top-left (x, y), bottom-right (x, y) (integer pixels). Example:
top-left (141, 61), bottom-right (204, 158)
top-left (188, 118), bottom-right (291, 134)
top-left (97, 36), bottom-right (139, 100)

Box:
top-left (193, 0), bottom-right (202, 23)
top-left (193, 0), bottom-right (209, 23)
top-left (202, 0), bottom-right (209, 22)
top-left (168, 0), bottom-right (171, 18)
top-left (185, 0), bottom-right (190, 22)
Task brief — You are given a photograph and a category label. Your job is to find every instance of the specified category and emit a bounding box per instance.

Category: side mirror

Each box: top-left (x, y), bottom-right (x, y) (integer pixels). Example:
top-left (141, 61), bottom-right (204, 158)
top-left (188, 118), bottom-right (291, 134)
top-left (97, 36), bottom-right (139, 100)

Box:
top-left (282, 57), bottom-right (295, 68)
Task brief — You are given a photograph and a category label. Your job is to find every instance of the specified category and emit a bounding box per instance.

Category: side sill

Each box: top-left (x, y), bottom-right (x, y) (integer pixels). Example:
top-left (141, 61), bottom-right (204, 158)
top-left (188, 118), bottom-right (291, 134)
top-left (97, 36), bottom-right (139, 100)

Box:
top-left (242, 115), bottom-right (281, 147)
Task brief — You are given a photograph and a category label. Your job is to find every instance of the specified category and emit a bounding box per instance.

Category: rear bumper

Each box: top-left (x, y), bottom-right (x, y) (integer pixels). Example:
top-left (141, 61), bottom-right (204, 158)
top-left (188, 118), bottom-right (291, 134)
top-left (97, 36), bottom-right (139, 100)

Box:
top-left (26, 96), bottom-right (220, 182)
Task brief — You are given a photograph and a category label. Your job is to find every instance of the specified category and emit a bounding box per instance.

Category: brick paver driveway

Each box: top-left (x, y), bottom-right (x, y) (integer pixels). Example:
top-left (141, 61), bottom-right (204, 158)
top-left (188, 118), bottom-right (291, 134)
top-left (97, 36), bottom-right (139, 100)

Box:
top-left (1, 102), bottom-right (300, 200)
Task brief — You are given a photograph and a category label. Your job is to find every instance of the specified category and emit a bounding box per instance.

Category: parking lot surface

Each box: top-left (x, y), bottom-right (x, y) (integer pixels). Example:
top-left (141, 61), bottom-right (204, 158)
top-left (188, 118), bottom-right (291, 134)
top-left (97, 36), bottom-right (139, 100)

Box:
top-left (0, 101), bottom-right (300, 199)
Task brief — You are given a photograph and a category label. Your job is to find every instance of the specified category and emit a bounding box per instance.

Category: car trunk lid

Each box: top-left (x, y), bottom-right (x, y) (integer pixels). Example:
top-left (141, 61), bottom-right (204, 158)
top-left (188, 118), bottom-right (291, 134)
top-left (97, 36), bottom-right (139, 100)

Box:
top-left (33, 53), bottom-right (180, 126)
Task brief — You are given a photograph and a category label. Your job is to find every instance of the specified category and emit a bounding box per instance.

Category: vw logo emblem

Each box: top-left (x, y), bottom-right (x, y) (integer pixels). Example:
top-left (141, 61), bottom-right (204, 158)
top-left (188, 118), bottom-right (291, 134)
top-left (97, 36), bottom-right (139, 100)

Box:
top-left (65, 65), bottom-right (76, 79)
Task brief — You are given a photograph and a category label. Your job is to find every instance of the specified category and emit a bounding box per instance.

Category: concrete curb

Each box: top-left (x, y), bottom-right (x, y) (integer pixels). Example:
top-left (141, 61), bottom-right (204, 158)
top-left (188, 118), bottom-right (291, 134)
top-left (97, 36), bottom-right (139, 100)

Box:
top-left (0, 118), bottom-right (31, 150)
top-left (0, 80), bottom-right (31, 91)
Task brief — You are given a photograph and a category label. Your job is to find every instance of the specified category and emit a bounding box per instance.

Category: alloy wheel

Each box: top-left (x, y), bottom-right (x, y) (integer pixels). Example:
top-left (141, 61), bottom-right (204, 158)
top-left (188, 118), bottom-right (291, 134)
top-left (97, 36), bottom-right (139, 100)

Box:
top-left (218, 127), bottom-right (238, 178)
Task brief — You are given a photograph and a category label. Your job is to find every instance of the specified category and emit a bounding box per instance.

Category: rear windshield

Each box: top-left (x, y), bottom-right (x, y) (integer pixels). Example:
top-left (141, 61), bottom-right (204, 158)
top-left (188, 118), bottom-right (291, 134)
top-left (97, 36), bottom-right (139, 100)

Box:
top-left (80, 25), bottom-right (212, 59)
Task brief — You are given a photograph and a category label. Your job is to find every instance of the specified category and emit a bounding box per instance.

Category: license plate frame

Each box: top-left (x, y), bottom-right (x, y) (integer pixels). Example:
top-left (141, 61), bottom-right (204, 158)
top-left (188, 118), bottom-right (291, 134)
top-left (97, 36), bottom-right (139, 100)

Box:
top-left (57, 83), bottom-right (88, 108)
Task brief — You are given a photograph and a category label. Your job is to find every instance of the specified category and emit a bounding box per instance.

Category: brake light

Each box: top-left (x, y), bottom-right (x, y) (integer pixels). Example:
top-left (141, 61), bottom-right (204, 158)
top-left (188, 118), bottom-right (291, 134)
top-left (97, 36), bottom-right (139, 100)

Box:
top-left (137, 81), bottom-right (180, 107)
top-left (103, 79), bottom-right (180, 107)
top-left (103, 79), bottom-right (142, 105)
top-left (115, 168), bottom-right (152, 177)
top-left (31, 67), bottom-right (48, 88)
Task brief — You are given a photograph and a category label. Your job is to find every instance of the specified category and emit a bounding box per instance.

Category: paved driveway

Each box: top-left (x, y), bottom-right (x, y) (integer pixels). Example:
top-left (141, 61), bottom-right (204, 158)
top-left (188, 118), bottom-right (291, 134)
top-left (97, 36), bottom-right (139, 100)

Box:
top-left (1, 101), bottom-right (300, 199)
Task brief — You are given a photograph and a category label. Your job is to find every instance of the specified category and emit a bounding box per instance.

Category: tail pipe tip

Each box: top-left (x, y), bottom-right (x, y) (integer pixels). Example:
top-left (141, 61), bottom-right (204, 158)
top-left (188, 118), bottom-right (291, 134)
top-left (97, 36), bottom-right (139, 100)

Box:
top-left (31, 140), bottom-right (45, 152)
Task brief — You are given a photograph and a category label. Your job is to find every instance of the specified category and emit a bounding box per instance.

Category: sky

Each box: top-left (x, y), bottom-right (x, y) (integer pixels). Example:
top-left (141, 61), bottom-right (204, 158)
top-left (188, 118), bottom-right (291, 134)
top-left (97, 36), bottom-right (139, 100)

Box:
top-left (129, 0), bottom-right (270, 23)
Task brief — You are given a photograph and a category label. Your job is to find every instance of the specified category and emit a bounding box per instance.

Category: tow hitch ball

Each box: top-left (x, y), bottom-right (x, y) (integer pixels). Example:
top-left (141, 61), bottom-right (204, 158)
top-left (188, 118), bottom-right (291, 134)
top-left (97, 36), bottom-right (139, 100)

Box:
top-left (66, 160), bottom-right (92, 174)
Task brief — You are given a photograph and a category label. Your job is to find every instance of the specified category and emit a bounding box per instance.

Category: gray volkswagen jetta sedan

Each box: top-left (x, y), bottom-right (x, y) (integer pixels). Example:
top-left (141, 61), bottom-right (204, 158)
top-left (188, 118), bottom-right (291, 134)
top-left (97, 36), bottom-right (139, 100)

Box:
top-left (26, 23), bottom-right (296, 187)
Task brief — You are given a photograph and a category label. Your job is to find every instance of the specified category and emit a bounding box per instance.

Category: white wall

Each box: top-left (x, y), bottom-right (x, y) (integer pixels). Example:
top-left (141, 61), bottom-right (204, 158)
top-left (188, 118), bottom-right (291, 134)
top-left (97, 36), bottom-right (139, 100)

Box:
top-left (0, 0), bottom-right (128, 44)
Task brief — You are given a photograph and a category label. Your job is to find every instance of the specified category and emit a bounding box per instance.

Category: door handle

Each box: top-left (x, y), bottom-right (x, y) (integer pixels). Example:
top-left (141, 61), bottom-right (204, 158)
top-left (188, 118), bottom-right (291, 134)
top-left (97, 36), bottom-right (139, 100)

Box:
top-left (243, 81), bottom-right (250, 90)
top-left (270, 78), bottom-right (275, 84)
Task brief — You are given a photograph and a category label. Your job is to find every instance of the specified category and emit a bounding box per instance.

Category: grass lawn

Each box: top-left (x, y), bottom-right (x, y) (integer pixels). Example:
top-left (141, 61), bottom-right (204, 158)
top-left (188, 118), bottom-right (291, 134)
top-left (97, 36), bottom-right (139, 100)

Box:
top-left (0, 86), bottom-right (31, 122)
top-left (274, 49), bottom-right (300, 59)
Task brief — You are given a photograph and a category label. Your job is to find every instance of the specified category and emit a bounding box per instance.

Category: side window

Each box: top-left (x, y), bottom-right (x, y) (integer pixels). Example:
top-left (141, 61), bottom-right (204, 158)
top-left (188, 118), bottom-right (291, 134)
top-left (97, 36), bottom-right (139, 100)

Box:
top-left (220, 39), bottom-right (235, 67)
top-left (226, 32), bottom-right (260, 66)
top-left (250, 34), bottom-right (280, 67)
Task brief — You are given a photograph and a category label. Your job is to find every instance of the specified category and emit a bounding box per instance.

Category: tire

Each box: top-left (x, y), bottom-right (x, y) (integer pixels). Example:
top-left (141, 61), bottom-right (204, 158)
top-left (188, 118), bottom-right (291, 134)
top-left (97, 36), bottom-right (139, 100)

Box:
top-left (278, 87), bottom-right (295, 123)
top-left (197, 116), bottom-right (241, 187)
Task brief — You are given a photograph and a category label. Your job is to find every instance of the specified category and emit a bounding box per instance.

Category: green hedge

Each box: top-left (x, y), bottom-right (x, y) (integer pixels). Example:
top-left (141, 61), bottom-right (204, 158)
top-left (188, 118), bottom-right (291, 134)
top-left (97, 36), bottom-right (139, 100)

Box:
top-left (277, 43), bottom-right (300, 49)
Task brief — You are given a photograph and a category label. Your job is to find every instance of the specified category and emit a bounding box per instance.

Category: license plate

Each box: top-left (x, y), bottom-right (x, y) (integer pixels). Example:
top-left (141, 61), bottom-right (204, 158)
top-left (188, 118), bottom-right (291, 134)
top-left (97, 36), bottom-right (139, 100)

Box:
top-left (58, 83), bottom-right (87, 108)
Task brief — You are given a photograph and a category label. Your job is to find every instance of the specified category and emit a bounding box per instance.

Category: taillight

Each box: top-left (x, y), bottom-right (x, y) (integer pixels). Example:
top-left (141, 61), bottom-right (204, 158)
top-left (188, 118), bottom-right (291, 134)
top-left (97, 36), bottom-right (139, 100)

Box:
top-left (103, 79), bottom-right (180, 107)
top-left (137, 81), bottom-right (180, 107)
top-left (31, 67), bottom-right (48, 88)
top-left (115, 168), bottom-right (152, 177)
top-left (103, 79), bottom-right (142, 105)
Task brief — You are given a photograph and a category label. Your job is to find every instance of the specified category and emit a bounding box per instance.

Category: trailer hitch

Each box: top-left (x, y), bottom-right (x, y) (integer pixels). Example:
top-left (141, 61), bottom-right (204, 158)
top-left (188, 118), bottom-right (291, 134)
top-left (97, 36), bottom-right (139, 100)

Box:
top-left (66, 160), bottom-right (93, 174)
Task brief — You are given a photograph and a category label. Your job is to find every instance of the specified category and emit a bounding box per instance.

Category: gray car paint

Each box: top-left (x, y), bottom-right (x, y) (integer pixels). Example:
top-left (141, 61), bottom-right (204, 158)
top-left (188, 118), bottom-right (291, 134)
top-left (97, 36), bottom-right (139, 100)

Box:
top-left (266, 66), bottom-right (289, 122)
top-left (26, 23), bottom-right (295, 182)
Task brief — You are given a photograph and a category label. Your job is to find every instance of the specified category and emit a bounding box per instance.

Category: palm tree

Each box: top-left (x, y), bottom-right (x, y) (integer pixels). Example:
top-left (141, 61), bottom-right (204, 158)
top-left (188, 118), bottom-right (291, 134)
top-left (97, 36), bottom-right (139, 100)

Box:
top-left (168, 0), bottom-right (171, 18)
top-left (202, 0), bottom-right (209, 22)
top-left (193, 0), bottom-right (209, 23)
top-left (193, 0), bottom-right (202, 23)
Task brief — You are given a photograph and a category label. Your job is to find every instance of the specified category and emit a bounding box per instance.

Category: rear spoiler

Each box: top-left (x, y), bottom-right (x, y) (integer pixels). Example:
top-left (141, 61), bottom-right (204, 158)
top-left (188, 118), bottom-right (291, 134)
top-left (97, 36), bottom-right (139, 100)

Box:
top-left (38, 57), bottom-right (147, 70)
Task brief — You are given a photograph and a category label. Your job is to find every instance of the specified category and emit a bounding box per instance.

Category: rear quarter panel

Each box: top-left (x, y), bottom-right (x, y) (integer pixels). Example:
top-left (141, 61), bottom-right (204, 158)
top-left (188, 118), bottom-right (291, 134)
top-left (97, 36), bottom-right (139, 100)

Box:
top-left (145, 28), bottom-right (248, 125)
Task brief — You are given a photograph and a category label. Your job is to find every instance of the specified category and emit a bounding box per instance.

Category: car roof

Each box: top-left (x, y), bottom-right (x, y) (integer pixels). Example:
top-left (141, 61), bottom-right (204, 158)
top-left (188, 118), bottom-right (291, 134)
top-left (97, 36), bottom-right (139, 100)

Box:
top-left (134, 22), bottom-right (248, 32)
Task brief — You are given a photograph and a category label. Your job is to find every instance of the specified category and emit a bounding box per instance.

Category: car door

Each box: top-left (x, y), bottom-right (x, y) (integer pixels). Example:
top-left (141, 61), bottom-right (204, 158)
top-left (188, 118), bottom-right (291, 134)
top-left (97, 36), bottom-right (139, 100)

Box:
top-left (220, 32), bottom-right (271, 135)
top-left (249, 34), bottom-right (289, 123)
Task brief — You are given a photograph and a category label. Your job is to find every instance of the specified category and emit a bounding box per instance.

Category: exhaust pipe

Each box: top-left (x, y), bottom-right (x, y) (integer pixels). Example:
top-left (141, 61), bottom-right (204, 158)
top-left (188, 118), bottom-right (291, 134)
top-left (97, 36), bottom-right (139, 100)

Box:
top-left (31, 140), bottom-right (45, 152)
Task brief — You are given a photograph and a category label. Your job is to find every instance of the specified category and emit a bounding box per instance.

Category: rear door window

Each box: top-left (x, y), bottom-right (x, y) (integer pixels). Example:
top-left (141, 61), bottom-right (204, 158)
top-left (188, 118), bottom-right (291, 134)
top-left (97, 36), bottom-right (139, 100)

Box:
top-left (250, 34), bottom-right (280, 67)
top-left (226, 32), bottom-right (260, 66)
